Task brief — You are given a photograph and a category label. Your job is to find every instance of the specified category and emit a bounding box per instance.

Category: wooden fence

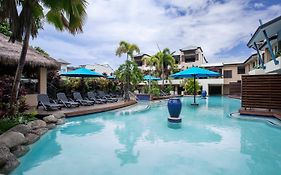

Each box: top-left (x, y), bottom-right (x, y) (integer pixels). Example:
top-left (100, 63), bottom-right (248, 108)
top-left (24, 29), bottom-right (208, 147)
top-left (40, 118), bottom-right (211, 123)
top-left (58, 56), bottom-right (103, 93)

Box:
top-left (241, 74), bottom-right (281, 110)
top-left (229, 81), bottom-right (241, 96)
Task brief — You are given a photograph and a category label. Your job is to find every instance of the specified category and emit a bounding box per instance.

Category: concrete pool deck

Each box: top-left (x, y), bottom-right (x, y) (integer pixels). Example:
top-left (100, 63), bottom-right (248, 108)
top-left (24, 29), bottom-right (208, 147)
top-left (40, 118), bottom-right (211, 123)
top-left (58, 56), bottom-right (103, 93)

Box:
top-left (36, 100), bottom-right (137, 117)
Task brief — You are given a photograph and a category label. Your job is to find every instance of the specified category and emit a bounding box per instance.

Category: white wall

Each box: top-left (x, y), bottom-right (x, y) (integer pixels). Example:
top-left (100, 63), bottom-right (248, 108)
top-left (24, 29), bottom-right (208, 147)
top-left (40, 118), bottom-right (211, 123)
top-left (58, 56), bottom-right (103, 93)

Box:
top-left (198, 78), bottom-right (224, 95)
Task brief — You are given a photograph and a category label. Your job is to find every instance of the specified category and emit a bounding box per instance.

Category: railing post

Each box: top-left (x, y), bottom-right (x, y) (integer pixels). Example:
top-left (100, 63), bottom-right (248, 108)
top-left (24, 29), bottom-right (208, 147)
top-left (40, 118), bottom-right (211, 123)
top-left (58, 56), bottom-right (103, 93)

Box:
top-left (253, 42), bottom-right (265, 69)
top-left (259, 19), bottom-right (279, 65)
top-left (263, 30), bottom-right (279, 65)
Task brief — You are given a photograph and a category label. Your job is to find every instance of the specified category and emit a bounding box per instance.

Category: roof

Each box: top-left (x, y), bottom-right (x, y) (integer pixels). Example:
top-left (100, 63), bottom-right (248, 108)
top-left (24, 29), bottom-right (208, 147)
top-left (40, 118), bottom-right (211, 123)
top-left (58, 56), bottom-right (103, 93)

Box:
top-left (200, 62), bottom-right (224, 67)
top-left (57, 58), bottom-right (70, 65)
top-left (200, 61), bottom-right (244, 67)
top-left (180, 46), bottom-right (203, 52)
top-left (247, 15), bottom-right (281, 47)
top-left (134, 53), bottom-right (151, 57)
top-left (243, 53), bottom-right (258, 64)
top-left (0, 34), bottom-right (59, 69)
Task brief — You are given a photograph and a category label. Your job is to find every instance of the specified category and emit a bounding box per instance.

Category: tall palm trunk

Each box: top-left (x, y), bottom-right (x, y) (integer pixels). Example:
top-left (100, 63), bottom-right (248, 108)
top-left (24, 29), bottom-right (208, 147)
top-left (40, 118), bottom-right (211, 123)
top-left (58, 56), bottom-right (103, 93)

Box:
top-left (9, 6), bottom-right (31, 114)
top-left (124, 54), bottom-right (130, 101)
top-left (161, 62), bottom-right (164, 89)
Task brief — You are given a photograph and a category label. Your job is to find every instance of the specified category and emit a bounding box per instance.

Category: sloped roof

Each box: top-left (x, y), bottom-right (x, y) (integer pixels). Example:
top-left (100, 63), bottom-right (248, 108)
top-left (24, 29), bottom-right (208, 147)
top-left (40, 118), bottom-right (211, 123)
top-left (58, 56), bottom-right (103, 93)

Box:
top-left (0, 33), bottom-right (59, 69)
top-left (57, 58), bottom-right (70, 65)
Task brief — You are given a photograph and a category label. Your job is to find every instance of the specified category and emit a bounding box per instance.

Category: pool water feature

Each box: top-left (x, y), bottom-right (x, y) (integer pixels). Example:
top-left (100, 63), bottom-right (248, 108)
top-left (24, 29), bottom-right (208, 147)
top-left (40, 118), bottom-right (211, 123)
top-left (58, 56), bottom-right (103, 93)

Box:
top-left (12, 97), bottom-right (281, 175)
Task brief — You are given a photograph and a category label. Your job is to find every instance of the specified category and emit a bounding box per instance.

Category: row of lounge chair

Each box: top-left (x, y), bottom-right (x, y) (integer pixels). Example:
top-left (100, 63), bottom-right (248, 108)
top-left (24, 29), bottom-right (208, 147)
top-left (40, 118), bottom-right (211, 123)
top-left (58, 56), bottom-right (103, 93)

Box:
top-left (37, 91), bottom-right (119, 111)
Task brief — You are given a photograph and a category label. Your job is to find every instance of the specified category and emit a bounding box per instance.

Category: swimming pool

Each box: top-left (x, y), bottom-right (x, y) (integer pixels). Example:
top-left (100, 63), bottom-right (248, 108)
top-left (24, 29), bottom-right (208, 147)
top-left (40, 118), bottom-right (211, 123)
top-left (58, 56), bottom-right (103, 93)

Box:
top-left (12, 97), bottom-right (281, 175)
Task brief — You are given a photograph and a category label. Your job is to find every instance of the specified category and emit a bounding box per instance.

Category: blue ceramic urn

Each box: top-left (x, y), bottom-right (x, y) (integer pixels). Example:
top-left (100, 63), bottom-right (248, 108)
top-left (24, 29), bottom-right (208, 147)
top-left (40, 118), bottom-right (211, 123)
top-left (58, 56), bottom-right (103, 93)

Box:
top-left (201, 90), bottom-right (207, 98)
top-left (167, 98), bottom-right (182, 118)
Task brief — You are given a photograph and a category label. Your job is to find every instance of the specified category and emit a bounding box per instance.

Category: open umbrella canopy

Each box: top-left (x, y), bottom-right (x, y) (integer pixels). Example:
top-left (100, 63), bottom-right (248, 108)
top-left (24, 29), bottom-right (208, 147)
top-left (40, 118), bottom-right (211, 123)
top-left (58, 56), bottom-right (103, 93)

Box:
top-left (170, 67), bottom-right (220, 78)
top-left (170, 67), bottom-right (220, 105)
top-left (143, 75), bottom-right (161, 81)
top-left (60, 68), bottom-right (104, 77)
top-left (107, 75), bottom-right (116, 79)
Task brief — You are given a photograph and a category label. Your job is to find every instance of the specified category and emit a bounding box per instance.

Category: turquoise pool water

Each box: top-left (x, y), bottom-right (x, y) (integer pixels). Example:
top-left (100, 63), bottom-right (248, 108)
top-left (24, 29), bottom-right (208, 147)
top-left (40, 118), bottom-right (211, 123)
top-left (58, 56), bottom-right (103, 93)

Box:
top-left (12, 97), bottom-right (281, 175)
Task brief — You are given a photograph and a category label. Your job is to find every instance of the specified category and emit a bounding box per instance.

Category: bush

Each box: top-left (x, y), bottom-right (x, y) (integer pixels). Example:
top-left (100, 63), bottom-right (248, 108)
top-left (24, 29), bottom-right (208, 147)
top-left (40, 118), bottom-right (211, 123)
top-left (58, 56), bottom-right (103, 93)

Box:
top-left (151, 87), bottom-right (160, 97)
top-left (150, 81), bottom-right (160, 96)
top-left (164, 84), bottom-right (173, 93)
top-left (47, 71), bottom-right (121, 97)
top-left (0, 75), bottom-right (28, 118)
top-left (183, 78), bottom-right (201, 95)
top-left (0, 113), bottom-right (37, 134)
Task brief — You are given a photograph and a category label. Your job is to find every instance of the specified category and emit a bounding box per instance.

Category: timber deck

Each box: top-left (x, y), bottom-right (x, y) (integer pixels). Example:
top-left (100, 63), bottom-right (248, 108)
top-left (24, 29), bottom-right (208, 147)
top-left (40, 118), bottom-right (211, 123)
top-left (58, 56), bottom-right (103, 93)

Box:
top-left (36, 100), bottom-right (137, 117)
top-left (239, 108), bottom-right (281, 120)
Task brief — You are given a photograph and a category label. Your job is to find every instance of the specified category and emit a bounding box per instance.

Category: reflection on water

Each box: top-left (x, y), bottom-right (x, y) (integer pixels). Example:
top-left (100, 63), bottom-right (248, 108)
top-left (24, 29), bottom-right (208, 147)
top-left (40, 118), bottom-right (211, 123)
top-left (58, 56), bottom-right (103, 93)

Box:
top-left (167, 122), bottom-right (182, 129)
top-left (14, 131), bottom-right (62, 174)
top-left (60, 119), bottom-right (104, 136)
top-left (12, 96), bottom-right (281, 175)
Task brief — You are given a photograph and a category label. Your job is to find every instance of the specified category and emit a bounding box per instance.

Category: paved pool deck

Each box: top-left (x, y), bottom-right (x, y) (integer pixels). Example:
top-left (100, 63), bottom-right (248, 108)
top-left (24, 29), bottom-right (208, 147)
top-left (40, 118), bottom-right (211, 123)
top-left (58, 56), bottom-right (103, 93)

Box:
top-left (36, 100), bottom-right (137, 117)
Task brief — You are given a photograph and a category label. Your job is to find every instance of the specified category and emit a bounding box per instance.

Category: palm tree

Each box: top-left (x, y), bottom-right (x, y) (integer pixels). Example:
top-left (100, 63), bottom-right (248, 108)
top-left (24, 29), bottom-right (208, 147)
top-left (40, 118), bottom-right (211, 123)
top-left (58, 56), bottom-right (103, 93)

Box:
top-left (142, 55), bottom-right (158, 94)
top-left (0, 0), bottom-right (87, 113)
top-left (115, 41), bottom-right (140, 100)
top-left (151, 48), bottom-right (175, 88)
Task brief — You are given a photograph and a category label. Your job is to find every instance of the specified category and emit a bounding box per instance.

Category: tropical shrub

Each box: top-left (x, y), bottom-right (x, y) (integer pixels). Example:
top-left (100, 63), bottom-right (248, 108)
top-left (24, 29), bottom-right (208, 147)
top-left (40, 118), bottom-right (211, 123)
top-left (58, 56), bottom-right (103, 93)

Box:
top-left (183, 78), bottom-right (201, 95)
top-left (151, 87), bottom-right (160, 97)
top-left (0, 112), bottom-right (37, 134)
top-left (47, 71), bottom-right (120, 98)
top-left (115, 60), bottom-right (143, 93)
top-left (0, 75), bottom-right (28, 117)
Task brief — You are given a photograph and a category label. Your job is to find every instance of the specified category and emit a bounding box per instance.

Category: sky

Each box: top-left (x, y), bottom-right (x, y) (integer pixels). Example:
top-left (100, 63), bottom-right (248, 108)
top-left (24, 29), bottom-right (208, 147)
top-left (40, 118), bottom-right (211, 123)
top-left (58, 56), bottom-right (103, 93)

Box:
top-left (30, 0), bottom-right (281, 69)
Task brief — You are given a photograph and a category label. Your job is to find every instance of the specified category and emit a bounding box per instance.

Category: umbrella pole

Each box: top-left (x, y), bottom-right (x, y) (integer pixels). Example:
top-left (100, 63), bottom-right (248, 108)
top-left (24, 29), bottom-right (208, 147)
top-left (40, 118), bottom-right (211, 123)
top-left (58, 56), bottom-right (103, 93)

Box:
top-left (193, 75), bottom-right (196, 103)
top-left (191, 75), bottom-right (198, 105)
top-left (149, 79), bottom-right (151, 94)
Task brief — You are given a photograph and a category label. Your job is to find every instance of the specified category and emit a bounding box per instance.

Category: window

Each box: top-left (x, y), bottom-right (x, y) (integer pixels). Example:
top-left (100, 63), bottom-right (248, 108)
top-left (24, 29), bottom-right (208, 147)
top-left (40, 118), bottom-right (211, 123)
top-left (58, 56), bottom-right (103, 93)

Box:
top-left (223, 70), bottom-right (232, 78)
top-left (252, 62), bottom-right (256, 68)
top-left (237, 66), bottom-right (245, 74)
top-left (184, 55), bottom-right (196, 62)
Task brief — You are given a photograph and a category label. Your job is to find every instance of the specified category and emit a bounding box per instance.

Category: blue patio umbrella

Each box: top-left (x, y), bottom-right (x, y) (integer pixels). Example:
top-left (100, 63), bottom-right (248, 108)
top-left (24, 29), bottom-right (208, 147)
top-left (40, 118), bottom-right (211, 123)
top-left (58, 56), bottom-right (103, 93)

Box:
top-left (60, 68), bottom-right (104, 77)
top-left (60, 68), bottom-right (104, 94)
top-left (107, 75), bottom-right (116, 80)
top-left (143, 75), bottom-right (161, 81)
top-left (170, 67), bottom-right (220, 105)
top-left (143, 75), bottom-right (161, 94)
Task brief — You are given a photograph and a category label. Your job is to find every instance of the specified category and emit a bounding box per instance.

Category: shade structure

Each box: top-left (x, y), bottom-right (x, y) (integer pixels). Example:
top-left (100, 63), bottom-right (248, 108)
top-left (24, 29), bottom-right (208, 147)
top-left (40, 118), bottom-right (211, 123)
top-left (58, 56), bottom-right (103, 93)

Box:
top-left (143, 75), bottom-right (161, 81)
top-left (107, 75), bottom-right (116, 79)
top-left (60, 68), bottom-right (104, 77)
top-left (170, 67), bottom-right (220, 105)
top-left (170, 67), bottom-right (220, 78)
top-left (143, 75), bottom-right (160, 95)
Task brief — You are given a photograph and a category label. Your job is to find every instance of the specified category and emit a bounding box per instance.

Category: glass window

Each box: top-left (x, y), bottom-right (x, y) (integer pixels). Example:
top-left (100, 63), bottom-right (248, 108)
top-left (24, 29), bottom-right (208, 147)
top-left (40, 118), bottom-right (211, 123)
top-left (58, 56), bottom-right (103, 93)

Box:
top-left (237, 66), bottom-right (245, 74)
top-left (223, 70), bottom-right (232, 78)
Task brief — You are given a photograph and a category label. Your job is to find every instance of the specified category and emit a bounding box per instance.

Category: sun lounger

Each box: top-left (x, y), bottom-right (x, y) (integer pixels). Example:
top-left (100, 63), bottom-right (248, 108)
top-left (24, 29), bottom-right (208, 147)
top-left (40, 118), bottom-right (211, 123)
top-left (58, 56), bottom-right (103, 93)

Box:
top-left (37, 94), bottom-right (63, 111)
top-left (87, 92), bottom-right (106, 104)
top-left (73, 92), bottom-right (94, 106)
top-left (97, 91), bottom-right (118, 102)
top-left (57, 93), bottom-right (80, 108)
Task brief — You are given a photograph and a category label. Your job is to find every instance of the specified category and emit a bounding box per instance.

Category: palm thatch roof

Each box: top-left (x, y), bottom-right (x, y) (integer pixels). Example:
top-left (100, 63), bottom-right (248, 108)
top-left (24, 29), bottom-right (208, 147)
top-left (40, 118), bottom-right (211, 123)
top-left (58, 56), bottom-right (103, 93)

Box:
top-left (0, 33), bottom-right (59, 69)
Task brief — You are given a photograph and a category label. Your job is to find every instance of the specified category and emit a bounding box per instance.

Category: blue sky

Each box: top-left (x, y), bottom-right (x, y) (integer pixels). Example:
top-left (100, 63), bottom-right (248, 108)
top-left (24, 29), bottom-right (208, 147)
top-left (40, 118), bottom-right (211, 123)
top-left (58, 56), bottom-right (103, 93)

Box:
top-left (30, 0), bottom-right (281, 69)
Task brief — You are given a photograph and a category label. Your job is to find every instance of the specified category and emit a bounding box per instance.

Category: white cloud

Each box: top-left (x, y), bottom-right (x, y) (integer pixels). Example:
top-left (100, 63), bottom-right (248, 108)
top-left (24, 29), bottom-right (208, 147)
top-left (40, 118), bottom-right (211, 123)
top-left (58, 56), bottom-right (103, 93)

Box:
top-left (30, 0), bottom-right (281, 69)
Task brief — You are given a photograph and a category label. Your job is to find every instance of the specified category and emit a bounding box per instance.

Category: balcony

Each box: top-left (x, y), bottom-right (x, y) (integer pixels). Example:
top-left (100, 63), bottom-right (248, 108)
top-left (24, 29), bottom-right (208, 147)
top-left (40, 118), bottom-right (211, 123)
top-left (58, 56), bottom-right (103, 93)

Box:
top-left (264, 56), bottom-right (281, 74)
top-left (248, 56), bottom-right (281, 75)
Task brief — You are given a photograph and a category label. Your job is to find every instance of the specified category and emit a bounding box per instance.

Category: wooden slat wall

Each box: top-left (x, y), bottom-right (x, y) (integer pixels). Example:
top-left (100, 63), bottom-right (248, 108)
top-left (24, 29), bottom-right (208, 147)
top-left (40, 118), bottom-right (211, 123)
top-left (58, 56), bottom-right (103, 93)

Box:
top-left (229, 81), bottom-right (241, 96)
top-left (242, 74), bottom-right (281, 110)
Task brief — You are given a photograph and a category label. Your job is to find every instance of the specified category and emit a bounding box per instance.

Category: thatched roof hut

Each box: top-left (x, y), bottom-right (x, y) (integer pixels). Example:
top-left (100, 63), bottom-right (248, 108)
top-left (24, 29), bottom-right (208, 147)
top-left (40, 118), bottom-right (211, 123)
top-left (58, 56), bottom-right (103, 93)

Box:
top-left (0, 33), bottom-right (59, 69)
